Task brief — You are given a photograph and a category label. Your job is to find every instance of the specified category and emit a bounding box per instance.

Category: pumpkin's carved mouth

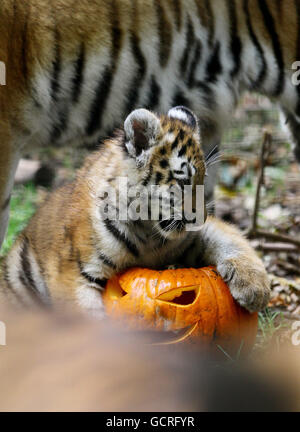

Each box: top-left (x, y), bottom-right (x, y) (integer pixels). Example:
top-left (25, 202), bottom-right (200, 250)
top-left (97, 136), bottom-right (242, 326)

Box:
top-left (155, 322), bottom-right (199, 345)
top-left (155, 286), bottom-right (200, 344)
top-left (156, 286), bottom-right (199, 306)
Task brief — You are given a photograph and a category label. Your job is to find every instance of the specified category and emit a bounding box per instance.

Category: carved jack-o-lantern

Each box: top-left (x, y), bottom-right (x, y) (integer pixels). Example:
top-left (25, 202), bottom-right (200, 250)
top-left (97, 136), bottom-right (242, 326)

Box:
top-left (103, 266), bottom-right (258, 354)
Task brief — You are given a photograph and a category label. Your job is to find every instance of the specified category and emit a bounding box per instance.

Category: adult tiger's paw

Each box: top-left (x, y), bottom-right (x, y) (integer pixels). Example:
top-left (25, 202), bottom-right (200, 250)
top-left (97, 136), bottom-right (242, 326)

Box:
top-left (217, 257), bottom-right (271, 313)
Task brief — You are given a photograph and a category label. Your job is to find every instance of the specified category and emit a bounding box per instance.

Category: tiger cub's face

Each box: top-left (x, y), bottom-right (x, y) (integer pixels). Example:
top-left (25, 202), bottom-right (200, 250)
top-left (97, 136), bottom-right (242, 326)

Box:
top-left (123, 106), bottom-right (207, 240)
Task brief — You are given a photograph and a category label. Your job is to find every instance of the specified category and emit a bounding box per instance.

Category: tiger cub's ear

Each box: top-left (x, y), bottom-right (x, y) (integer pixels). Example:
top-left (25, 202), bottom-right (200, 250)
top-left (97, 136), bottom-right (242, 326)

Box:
top-left (168, 106), bottom-right (198, 131)
top-left (124, 109), bottom-right (161, 166)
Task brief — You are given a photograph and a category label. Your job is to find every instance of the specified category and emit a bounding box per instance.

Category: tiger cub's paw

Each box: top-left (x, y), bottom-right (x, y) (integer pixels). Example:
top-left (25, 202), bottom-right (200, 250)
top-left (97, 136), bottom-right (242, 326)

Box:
top-left (217, 257), bottom-right (270, 313)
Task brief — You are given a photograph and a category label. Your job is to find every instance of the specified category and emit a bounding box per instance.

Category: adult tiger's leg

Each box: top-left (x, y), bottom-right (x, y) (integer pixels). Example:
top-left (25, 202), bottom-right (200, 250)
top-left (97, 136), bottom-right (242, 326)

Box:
top-left (200, 122), bottom-right (222, 211)
top-left (281, 109), bottom-right (300, 163)
top-left (0, 129), bottom-right (20, 249)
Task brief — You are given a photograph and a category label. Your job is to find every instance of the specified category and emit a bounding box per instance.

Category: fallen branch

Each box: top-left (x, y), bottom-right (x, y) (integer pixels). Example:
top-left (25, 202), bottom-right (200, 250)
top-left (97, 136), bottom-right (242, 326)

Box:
top-left (249, 229), bottom-right (300, 249)
top-left (276, 259), bottom-right (300, 276)
top-left (255, 243), bottom-right (299, 253)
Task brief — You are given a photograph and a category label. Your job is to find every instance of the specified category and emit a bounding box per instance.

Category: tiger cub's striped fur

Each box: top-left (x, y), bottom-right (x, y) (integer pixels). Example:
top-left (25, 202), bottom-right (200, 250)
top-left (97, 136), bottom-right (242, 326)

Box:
top-left (1, 0), bottom-right (300, 248)
top-left (0, 107), bottom-right (270, 316)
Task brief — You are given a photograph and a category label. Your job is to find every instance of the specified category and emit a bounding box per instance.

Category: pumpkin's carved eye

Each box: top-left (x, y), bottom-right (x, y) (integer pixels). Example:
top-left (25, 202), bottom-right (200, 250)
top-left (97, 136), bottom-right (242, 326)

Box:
top-left (157, 286), bottom-right (198, 306)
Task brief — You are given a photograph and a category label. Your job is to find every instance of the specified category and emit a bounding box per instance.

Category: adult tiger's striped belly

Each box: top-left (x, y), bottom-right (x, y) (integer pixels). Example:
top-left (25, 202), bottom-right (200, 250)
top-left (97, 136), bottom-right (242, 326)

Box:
top-left (18, 0), bottom-right (300, 157)
top-left (15, 0), bottom-right (230, 153)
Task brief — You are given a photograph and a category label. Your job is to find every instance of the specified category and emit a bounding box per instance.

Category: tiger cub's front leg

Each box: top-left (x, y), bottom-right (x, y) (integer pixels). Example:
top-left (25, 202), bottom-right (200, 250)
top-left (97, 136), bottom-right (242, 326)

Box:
top-left (183, 217), bottom-right (270, 313)
top-left (70, 261), bottom-right (112, 318)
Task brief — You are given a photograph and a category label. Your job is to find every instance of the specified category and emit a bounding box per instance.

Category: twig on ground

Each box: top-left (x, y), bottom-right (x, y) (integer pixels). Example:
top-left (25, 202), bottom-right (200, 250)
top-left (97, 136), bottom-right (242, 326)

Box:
top-left (269, 274), bottom-right (300, 292)
top-left (272, 309), bottom-right (300, 321)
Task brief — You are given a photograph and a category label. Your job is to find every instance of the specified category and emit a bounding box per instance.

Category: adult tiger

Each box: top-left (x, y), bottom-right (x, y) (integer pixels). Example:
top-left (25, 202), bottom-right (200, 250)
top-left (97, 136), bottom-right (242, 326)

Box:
top-left (0, 0), bottom-right (299, 247)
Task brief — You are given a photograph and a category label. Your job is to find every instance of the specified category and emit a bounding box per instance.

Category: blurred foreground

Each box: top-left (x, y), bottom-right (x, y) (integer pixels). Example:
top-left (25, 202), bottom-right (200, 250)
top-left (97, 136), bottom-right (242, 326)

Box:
top-left (0, 305), bottom-right (299, 412)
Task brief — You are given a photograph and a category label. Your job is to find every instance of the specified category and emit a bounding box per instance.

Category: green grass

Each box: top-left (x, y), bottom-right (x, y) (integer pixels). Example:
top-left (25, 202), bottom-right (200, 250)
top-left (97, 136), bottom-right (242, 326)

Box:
top-left (256, 309), bottom-right (290, 351)
top-left (0, 183), bottom-right (38, 258)
top-left (214, 309), bottom-right (290, 364)
top-left (217, 340), bottom-right (245, 363)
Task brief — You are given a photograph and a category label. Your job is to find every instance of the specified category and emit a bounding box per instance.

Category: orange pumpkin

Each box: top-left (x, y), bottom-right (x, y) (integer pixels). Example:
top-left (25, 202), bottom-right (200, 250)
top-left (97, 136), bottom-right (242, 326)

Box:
top-left (103, 266), bottom-right (258, 355)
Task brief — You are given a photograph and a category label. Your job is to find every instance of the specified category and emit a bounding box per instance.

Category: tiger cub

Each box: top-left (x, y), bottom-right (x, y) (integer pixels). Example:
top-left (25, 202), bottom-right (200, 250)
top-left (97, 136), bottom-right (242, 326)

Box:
top-left (1, 0), bottom-right (300, 249)
top-left (0, 107), bottom-right (270, 316)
